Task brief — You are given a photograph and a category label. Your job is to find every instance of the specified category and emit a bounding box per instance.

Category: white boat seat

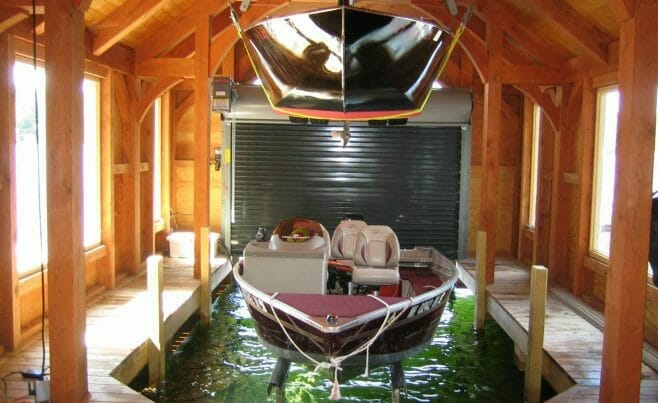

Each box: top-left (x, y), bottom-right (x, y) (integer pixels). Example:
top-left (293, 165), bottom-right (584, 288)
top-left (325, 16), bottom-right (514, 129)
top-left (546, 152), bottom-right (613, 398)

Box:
top-left (331, 219), bottom-right (367, 259)
top-left (352, 225), bottom-right (400, 286)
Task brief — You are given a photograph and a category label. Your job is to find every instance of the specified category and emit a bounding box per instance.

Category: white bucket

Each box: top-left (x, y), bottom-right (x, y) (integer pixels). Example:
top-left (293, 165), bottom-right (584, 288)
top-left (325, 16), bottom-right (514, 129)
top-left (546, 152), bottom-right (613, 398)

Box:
top-left (167, 231), bottom-right (219, 258)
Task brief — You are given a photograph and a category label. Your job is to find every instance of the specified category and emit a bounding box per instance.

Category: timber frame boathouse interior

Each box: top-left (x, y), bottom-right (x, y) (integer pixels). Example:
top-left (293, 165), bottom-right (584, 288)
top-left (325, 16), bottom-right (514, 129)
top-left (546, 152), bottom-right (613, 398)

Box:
top-left (1, 0), bottom-right (658, 402)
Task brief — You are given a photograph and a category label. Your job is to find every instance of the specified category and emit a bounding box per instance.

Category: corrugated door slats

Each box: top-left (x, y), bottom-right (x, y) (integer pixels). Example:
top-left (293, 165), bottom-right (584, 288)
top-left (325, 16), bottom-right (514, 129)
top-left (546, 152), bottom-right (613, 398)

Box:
top-left (231, 123), bottom-right (462, 258)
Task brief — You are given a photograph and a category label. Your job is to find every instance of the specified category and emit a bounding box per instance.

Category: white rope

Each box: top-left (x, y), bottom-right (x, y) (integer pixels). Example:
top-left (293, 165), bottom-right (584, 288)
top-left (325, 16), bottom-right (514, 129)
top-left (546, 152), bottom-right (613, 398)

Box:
top-left (267, 292), bottom-right (411, 399)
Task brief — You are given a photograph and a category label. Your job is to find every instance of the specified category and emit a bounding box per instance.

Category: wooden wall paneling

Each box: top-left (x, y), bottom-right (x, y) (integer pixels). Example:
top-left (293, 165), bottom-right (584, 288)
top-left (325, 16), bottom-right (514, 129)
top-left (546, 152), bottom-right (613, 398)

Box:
top-left (517, 96), bottom-right (534, 262)
top-left (600, 2), bottom-right (658, 401)
top-left (100, 69), bottom-right (116, 289)
top-left (140, 106), bottom-right (155, 260)
top-left (193, 15), bottom-right (211, 279)
top-left (572, 77), bottom-right (595, 297)
top-left (0, 32), bottom-right (20, 351)
top-left (479, 20), bottom-right (503, 283)
top-left (44, 0), bottom-right (88, 399)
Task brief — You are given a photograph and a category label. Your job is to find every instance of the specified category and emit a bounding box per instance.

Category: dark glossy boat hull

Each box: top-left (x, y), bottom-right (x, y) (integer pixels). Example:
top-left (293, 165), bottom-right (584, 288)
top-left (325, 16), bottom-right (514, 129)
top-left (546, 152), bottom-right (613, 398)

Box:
top-left (239, 6), bottom-right (454, 120)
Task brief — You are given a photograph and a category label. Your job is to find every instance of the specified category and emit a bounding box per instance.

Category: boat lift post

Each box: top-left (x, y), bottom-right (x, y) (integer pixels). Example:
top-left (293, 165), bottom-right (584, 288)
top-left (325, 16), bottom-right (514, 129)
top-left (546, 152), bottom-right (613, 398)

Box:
top-left (475, 231), bottom-right (488, 331)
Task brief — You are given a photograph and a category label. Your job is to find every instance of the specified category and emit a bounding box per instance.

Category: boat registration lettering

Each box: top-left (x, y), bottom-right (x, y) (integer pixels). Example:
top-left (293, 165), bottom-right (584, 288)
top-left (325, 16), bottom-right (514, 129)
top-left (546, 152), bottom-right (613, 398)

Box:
top-left (407, 296), bottom-right (439, 318)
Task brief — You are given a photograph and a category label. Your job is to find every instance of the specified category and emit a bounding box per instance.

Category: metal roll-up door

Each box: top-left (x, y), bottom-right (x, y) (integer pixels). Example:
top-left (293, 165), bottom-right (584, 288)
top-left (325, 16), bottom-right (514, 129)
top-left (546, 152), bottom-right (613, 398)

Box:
top-left (230, 122), bottom-right (464, 259)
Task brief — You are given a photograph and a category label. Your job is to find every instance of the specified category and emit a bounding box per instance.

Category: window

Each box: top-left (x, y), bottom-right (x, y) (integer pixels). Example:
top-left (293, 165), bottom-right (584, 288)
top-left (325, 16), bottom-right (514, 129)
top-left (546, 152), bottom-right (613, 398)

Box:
top-left (591, 86), bottom-right (619, 258)
top-left (83, 78), bottom-right (101, 248)
top-left (14, 62), bottom-right (46, 275)
top-left (14, 61), bottom-right (102, 275)
top-left (153, 97), bottom-right (162, 222)
top-left (528, 105), bottom-right (541, 229)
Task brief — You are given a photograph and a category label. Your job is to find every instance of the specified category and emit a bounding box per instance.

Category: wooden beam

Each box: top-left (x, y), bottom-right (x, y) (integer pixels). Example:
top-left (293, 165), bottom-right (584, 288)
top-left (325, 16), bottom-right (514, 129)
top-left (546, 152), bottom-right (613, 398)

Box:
top-left (0, 32), bottom-right (20, 351)
top-left (99, 68), bottom-right (116, 290)
top-left (600, 1), bottom-right (657, 401)
top-left (515, 85), bottom-right (559, 132)
top-left (136, 77), bottom-right (182, 123)
top-left (135, 0), bottom-right (227, 62)
top-left (475, 231), bottom-right (487, 330)
top-left (1, 0), bottom-right (44, 14)
top-left (0, 9), bottom-right (28, 34)
top-left (473, 0), bottom-right (564, 66)
top-left (140, 107), bottom-right (155, 260)
top-left (525, 265), bottom-right (547, 403)
top-left (44, 0), bottom-right (88, 400)
top-left (135, 57), bottom-right (195, 79)
top-left (173, 92), bottom-right (194, 128)
top-left (524, 0), bottom-right (611, 64)
top-left (147, 255), bottom-right (165, 385)
top-left (608, 0), bottom-right (634, 21)
top-left (479, 19), bottom-right (503, 284)
top-left (91, 0), bottom-right (169, 56)
top-left (113, 72), bottom-right (141, 275)
top-left (501, 63), bottom-right (564, 85)
top-left (194, 15), bottom-right (211, 280)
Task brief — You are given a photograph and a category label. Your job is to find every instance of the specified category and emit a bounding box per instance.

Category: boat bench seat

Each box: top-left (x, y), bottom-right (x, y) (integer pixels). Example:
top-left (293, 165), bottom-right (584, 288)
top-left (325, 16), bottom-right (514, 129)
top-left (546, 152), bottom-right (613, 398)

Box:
top-left (242, 235), bottom-right (329, 294)
top-left (352, 225), bottom-right (400, 286)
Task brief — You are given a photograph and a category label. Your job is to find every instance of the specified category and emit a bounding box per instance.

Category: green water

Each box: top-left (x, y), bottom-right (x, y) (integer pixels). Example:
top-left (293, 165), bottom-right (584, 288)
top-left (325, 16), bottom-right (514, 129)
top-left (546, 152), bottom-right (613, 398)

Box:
top-left (153, 284), bottom-right (546, 402)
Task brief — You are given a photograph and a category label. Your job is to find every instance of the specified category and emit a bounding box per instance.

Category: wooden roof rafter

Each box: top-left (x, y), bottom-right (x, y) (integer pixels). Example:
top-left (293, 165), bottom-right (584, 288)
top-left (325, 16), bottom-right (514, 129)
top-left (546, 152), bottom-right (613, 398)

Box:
top-left (90, 0), bottom-right (171, 56)
top-left (0, 0), bottom-right (44, 14)
top-left (471, 0), bottom-right (564, 66)
top-left (135, 0), bottom-right (230, 62)
top-left (523, 0), bottom-right (612, 64)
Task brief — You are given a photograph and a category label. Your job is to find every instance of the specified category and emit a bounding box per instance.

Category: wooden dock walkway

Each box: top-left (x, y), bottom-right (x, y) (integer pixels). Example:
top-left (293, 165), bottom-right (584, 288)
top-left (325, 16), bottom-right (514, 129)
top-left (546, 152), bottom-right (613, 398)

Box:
top-left (0, 257), bottom-right (232, 402)
top-left (457, 258), bottom-right (658, 402)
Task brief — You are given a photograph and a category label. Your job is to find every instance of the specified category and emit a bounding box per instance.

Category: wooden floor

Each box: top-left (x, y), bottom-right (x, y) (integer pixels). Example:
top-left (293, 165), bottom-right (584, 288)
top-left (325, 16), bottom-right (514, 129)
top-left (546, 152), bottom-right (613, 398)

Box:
top-left (0, 257), bottom-right (232, 402)
top-left (458, 258), bottom-right (658, 402)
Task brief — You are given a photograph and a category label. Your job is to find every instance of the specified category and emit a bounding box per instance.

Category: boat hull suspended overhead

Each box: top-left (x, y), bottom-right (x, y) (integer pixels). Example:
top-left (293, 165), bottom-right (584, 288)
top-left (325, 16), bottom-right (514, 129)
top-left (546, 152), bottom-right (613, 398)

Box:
top-left (235, 5), bottom-right (464, 120)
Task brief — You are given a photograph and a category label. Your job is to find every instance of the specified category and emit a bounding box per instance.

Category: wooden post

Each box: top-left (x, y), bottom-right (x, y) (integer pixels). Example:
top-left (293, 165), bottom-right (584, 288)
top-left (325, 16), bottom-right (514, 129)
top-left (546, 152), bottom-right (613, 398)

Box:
top-left (100, 69), bottom-right (116, 290)
top-left (601, 2), bottom-right (658, 401)
top-left (147, 254), bottom-right (165, 386)
top-left (45, 0), bottom-right (88, 400)
top-left (141, 106), bottom-right (155, 260)
top-left (475, 231), bottom-right (487, 330)
top-left (525, 265), bottom-right (547, 403)
top-left (0, 32), bottom-right (20, 351)
top-left (193, 15), bottom-right (211, 279)
top-left (479, 19), bottom-right (502, 284)
top-left (200, 226), bottom-right (211, 323)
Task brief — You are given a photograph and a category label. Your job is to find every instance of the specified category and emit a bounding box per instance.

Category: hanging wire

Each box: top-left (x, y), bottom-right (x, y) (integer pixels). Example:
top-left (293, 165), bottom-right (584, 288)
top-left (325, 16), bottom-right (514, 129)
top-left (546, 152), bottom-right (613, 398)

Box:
top-left (32, 0), bottom-right (48, 379)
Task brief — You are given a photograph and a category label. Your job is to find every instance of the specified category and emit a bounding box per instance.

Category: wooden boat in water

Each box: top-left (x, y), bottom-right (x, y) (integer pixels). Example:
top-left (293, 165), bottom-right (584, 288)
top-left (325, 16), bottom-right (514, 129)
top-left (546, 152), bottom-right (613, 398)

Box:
top-left (232, 217), bottom-right (459, 401)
